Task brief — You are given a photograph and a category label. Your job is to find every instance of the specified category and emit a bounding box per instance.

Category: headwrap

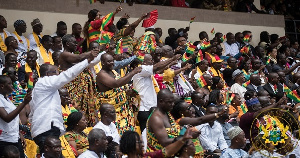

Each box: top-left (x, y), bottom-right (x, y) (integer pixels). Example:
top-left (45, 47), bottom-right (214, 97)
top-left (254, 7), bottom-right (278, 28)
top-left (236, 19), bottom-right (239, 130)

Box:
top-left (245, 98), bottom-right (260, 108)
top-left (14, 20), bottom-right (26, 28)
top-left (227, 126), bottom-right (244, 140)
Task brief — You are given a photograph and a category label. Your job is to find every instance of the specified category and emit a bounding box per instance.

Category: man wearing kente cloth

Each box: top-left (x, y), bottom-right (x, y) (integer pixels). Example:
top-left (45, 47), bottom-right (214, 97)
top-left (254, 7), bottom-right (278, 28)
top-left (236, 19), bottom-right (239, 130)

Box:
top-left (59, 34), bottom-right (102, 126)
top-left (147, 89), bottom-right (200, 152)
top-left (96, 53), bottom-right (142, 135)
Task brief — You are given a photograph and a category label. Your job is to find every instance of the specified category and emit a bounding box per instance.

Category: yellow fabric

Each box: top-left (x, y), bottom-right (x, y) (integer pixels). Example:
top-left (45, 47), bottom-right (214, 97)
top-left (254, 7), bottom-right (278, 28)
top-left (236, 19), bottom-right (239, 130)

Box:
top-left (152, 75), bottom-right (160, 93)
top-left (13, 31), bottom-right (30, 51)
top-left (39, 45), bottom-right (54, 65)
top-left (83, 127), bottom-right (93, 135)
top-left (196, 67), bottom-right (204, 76)
top-left (94, 62), bottom-right (102, 74)
top-left (24, 139), bottom-right (38, 158)
top-left (60, 136), bottom-right (76, 158)
top-left (228, 105), bottom-right (244, 118)
top-left (0, 31), bottom-right (8, 52)
top-left (32, 32), bottom-right (42, 47)
top-left (162, 68), bottom-right (175, 83)
top-left (25, 63), bottom-right (40, 77)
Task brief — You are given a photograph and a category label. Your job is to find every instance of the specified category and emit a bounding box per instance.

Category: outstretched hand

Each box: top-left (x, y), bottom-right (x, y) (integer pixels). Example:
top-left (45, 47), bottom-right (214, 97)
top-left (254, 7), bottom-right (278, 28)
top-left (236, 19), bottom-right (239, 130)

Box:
top-left (133, 66), bottom-right (142, 74)
top-left (88, 49), bottom-right (100, 63)
top-left (116, 6), bottom-right (122, 13)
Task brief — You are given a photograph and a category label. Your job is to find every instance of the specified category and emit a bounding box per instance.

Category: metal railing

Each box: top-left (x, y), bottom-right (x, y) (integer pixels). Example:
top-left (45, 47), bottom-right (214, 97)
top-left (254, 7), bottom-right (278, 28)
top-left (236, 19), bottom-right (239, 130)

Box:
top-left (285, 19), bottom-right (300, 40)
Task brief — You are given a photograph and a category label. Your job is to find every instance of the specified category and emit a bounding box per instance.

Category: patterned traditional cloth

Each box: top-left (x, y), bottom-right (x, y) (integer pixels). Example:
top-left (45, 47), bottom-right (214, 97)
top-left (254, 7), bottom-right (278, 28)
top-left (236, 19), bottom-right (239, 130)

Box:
top-left (62, 104), bottom-right (78, 124)
top-left (98, 70), bottom-right (135, 135)
top-left (175, 118), bottom-right (205, 158)
top-left (147, 111), bottom-right (181, 152)
top-left (64, 69), bottom-right (98, 126)
top-left (64, 131), bottom-right (89, 155)
top-left (116, 28), bottom-right (133, 54)
top-left (8, 81), bottom-right (27, 106)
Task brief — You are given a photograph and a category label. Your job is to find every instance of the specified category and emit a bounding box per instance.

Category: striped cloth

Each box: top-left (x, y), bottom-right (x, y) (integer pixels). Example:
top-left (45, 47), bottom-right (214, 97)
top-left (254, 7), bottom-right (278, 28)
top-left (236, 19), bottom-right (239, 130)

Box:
top-left (116, 28), bottom-right (133, 54)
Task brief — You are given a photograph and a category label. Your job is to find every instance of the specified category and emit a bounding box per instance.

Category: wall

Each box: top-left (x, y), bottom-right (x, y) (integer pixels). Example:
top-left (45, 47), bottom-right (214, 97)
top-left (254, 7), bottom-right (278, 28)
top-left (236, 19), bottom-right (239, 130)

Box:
top-left (0, 1), bottom-right (285, 46)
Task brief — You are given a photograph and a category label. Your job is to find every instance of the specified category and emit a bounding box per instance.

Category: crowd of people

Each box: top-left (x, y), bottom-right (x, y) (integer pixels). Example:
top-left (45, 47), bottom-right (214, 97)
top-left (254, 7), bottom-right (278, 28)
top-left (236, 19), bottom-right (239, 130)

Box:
top-left (0, 3), bottom-right (300, 158)
top-left (96, 0), bottom-right (299, 20)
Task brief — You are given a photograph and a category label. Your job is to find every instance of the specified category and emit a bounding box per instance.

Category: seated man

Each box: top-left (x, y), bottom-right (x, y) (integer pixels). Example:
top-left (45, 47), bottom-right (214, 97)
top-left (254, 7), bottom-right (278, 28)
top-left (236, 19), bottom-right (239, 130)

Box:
top-left (216, 105), bottom-right (233, 146)
top-left (220, 126), bottom-right (248, 157)
top-left (246, 74), bottom-right (263, 92)
top-left (230, 69), bottom-right (247, 102)
top-left (93, 103), bottom-right (120, 144)
top-left (78, 129), bottom-right (107, 158)
top-left (197, 104), bottom-right (228, 154)
top-left (190, 91), bottom-right (206, 117)
top-left (263, 72), bottom-right (284, 102)
top-left (43, 136), bottom-right (62, 158)
top-left (18, 50), bottom-right (39, 88)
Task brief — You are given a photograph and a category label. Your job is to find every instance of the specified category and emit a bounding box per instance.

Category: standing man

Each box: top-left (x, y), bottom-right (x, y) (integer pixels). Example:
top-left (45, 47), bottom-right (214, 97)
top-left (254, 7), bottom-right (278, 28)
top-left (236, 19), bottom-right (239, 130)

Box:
top-left (133, 54), bottom-right (181, 133)
top-left (29, 50), bottom-right (98, 154)
top-left (0, 15), bottom-right (11, 52)
top-left (34, 35), bottom-right (54, 65)
top-left (51, 21), bottom-right (67, 38)
top-left (12, 20), bottom-right (30, 60)
top-left (224, 32), bottom-right (239, 57)
top-left (28, 18), bottom-right (43, 50)
top-left (72, 23), bottom-right (84, 54)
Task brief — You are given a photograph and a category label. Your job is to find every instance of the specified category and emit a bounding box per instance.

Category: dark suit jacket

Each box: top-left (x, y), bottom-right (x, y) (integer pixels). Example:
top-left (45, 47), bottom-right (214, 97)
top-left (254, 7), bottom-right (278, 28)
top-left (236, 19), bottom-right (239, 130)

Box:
top-left (223, 68), bottom-right (235, 87)
top-left (246, 84), bottom-right (263, 92)
top-left (263, 83), bottom-right (284, 102)
top-left (190, 103), bottom-right (206, 117)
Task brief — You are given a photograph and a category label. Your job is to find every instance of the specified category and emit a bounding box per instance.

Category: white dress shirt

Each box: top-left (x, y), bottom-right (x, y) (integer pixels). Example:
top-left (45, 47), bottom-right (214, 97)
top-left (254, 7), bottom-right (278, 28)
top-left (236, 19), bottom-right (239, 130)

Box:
top-left (224, 42), bottom-right (239, 57)
top-left (29, 59), bottom-right (90, 138)
top-left (230, 83), bottom-right (247, 101)
top-left (196, 121), bottom-right (228, 152)
top-left (93, 121), bottom-right (120, 144)
top-left (28, 33), bottom-right (42, 50)
top-left (132, 65), bottom-right (157, 111)
top-left (0, 94), bottom-right (19, 143)
top-left (78, 150), bottom-right (106, 158)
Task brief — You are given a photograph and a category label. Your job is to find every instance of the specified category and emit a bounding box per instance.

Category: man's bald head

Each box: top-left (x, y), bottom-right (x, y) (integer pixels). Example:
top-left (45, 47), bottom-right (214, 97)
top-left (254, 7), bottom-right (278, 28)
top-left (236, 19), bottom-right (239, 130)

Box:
top-left (161, 45), bottom-right (173, 58)
top-left (101, 53), bottom-right (114, 70)
top-left (250, 74), bottom-right (261, 86)
top-left (258, 96), bottom-right (271, 108)
top-left (268, 73), bottom-right (279, 85)
top-left (157, 89), bottom-right (173, 100)
top-left (99, 103), bottom-right (114, 115)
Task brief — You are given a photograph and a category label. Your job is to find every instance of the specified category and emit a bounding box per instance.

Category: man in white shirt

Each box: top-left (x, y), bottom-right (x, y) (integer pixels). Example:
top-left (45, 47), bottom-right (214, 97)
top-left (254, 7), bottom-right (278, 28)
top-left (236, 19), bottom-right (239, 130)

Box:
top-left (94, 103), bottom-right (120, 144)
top-left (230, 69), bottom-right (247, 101)
top-left (224, 33), bottom-right (239, 57)
top-left (30, 50), bottom-right (98, 154)
top-left (132, 54), bottom-right (180, 133)
top-left (28, 18), bottom-right (43, 50)
top-left (197, 104), bottom-right (228, 154)
top-left (79, 129), bottom-right (108, 158)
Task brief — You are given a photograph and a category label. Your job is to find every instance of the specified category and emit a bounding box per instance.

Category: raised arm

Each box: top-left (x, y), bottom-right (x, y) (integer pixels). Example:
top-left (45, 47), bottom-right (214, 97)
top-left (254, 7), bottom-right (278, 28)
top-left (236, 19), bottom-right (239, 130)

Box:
top-left (96, 67), bottom-right (141, 88)
top-left (153, 54), bottom-right (181, 72)
top-left (0, 91), bottom-right (31, 123)
top-left (122, 13), bottom-right (148, 37)
top-left (44, 51), bottom-right (98, 90)
top-left (59, 51), bottom-right (91, 65)
top-left (178, 113), bottom-right (219, 126)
